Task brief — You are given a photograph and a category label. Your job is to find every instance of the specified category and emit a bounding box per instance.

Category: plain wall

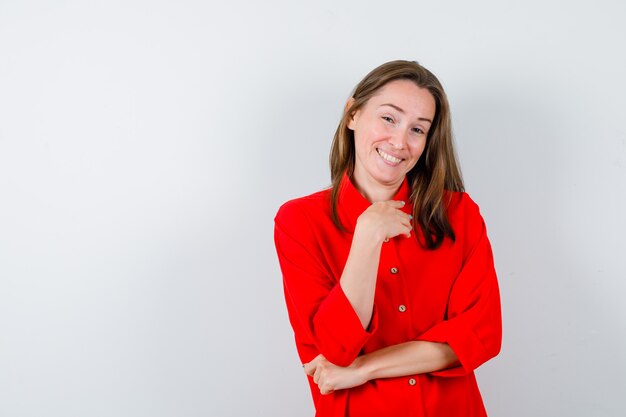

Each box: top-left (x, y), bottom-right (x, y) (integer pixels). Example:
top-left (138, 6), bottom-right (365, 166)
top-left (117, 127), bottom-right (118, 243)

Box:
top-left (1, 1), bottom-right (625, 416)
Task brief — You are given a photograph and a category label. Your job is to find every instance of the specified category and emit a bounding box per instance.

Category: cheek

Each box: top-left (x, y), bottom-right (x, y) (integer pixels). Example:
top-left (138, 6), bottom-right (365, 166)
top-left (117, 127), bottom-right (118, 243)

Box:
top-left (355, 125), bottom-right (384, 150)
top-left (360, 117), bottom-right (388, 139)
top-left (409, 137), bottom-right (427, 157)
top-left (353, 132), bottom-right (371, 160)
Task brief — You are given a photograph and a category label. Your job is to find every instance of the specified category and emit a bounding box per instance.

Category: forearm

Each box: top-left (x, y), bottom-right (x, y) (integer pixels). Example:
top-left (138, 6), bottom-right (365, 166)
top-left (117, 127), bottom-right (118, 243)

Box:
top-left (357, 341), bottom-right (460, 381)
top-left (339, 226), bottom-right (383, 329)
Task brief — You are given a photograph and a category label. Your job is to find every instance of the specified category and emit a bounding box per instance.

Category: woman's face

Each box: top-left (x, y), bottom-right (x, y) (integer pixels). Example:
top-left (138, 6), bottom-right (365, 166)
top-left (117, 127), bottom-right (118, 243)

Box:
top-left (348, 79), bottom-right (436, 199)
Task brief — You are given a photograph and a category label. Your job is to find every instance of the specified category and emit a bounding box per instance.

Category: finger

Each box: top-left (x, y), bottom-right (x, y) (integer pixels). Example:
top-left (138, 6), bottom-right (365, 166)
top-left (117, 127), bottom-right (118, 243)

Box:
top-left (399, 212), bottom-right (413, 222)
top-left (400, 222), bottom-right (412, 238)
top-left (313, 365), bottom-right (322, 384)
top-left (397, 215), bottom-right (412, 230)
top-left (304, 361), bottom-right (315, 376)
top-left (304, 354), bottom-right (323, 376)
top-left (321, 385), bottom-right (334, 395)
top-left (398, 212), bottom-right (412, 224)
top-left (385, 200), bottom-right (406, 208)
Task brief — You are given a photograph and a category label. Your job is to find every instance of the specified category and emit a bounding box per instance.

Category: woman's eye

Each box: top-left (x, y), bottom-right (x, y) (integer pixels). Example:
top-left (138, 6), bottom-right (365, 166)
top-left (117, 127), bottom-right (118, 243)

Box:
top-left (412, 127), bottom-right (425, 135)
top-left (382, 116), bottom-right (394, 123)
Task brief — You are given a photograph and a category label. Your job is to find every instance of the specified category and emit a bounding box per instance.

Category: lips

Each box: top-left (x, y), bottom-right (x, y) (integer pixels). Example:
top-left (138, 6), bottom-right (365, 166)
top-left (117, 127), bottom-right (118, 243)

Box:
top-left (377, 148), bottom-right (403, 165)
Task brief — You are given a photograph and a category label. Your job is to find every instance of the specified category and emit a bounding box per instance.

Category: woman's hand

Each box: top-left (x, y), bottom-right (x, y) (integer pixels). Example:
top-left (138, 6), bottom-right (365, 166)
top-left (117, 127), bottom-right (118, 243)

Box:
top-left (356, 200), bottom-right (413, 243)
top-left (303, 354), bottom-right (368, 395)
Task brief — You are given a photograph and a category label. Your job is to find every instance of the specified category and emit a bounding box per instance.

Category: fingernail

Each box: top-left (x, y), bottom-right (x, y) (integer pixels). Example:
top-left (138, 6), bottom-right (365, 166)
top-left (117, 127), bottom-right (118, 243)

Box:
top-left (408, 215), bottom-right (413, 220)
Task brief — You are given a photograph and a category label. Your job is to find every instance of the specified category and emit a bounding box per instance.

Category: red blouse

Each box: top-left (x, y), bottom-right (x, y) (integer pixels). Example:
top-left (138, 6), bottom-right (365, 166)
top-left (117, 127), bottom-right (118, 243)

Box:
top-left (274, 173), bottom-right (502, 417)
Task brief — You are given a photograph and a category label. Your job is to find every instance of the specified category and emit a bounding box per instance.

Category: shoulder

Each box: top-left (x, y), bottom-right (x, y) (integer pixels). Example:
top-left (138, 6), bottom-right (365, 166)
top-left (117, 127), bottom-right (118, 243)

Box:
top-left (444, 190), bottom-right (485, 231)
top-left (275, 187), bottom-right (332, 228)
top-left (274, 187), bottom-right (333, 253)
top-left (444, 190), bottom-right (480, 213)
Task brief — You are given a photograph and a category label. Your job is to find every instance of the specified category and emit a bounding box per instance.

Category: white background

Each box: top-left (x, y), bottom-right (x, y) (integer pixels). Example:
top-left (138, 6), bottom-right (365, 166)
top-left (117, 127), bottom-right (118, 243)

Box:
top-left (1, 1), bottom-right (625, 416)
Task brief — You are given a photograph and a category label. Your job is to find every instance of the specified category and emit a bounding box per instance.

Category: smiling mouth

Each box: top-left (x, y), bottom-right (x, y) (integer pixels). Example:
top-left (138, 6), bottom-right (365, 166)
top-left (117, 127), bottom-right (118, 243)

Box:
top-left (377, 148), bottom-right (403, 165)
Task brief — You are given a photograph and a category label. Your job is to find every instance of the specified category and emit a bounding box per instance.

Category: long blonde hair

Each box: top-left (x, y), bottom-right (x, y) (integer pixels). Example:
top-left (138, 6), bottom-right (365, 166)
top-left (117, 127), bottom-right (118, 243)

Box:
top-left (329, 60), bottom-right (464, 250)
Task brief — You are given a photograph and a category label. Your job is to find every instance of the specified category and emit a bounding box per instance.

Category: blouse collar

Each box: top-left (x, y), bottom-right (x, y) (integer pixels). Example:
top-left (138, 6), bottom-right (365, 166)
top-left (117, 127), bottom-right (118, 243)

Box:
top-left (337, 171), bottom-right (412, 233)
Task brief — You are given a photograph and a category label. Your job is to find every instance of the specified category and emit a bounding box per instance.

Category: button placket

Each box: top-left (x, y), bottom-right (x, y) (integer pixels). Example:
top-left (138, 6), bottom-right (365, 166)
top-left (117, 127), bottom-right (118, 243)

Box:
top-left (380, 238), bottom-right (410, 322)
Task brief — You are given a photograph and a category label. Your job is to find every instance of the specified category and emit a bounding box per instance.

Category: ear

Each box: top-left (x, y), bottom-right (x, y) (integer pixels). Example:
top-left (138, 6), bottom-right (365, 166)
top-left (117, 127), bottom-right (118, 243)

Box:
top-left (345, 97), bottom-right (357, 130)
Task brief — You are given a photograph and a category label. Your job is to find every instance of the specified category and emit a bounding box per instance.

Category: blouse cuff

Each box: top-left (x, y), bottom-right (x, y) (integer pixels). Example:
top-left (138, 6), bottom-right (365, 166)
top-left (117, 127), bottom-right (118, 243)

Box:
top-left (415, 320), bottom-right (488, 377)
top-left (313, 283), bottom-right (379, 366)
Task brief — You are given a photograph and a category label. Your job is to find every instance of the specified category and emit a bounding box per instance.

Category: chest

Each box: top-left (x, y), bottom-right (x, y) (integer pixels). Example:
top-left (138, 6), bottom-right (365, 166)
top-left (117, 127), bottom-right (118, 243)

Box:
top-left (314, 227), bottom-right (463, 343)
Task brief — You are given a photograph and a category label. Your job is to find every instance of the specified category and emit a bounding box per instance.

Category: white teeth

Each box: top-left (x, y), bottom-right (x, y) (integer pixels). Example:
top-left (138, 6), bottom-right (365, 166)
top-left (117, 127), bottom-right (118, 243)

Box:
top-left (377, 149), bottom-right (402, 164)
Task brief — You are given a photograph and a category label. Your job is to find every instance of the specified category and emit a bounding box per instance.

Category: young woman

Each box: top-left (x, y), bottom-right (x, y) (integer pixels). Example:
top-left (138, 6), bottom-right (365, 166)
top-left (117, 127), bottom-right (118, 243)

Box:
top-left (274, 60), bottom-right (502, 416)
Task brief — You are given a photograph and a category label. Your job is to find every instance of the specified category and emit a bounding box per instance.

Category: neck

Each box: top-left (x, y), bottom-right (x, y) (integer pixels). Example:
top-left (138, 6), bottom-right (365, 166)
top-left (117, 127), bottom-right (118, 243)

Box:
top-left (352, 169), bottom-right (403, 203)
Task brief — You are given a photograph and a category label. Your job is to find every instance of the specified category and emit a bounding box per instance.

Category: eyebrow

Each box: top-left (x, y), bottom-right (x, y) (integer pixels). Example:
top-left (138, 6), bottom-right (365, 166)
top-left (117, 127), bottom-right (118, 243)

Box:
top-left (380, 103), bottom-right (433, 124)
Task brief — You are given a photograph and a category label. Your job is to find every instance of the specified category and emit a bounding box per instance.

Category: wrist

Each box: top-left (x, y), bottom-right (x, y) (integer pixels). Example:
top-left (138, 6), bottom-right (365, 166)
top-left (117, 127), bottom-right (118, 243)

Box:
top-left (354, 220), bottom-right (386, 246)
top-left (353, 355), bottom-right (374, 383)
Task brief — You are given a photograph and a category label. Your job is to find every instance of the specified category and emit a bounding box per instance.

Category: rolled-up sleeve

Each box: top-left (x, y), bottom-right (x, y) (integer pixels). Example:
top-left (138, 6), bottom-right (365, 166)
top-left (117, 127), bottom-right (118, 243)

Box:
top-left (274, 201), bottom-right (378, 367)
top-left (416, 195), bottom-right (502, 377)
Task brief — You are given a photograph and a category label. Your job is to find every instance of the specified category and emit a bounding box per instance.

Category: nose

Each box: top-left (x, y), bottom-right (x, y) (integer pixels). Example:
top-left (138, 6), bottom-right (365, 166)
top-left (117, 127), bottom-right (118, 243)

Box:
top-left (388, 129), bottom-right (409, 149)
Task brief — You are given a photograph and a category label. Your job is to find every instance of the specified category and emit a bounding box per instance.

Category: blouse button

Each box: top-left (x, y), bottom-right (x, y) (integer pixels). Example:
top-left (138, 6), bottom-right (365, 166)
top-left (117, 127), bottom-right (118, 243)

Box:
top-left (390, 267), bottom-right (398, 274)
top-left (408, 378), bottom-right (416, 386)
top-left (398, 304), bottom-right (407, 313)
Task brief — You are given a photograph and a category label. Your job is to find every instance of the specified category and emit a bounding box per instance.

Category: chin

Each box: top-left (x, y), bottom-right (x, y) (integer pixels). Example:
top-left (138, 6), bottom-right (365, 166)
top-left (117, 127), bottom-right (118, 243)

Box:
top-left (373, 172), bottom-right (405, 186)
